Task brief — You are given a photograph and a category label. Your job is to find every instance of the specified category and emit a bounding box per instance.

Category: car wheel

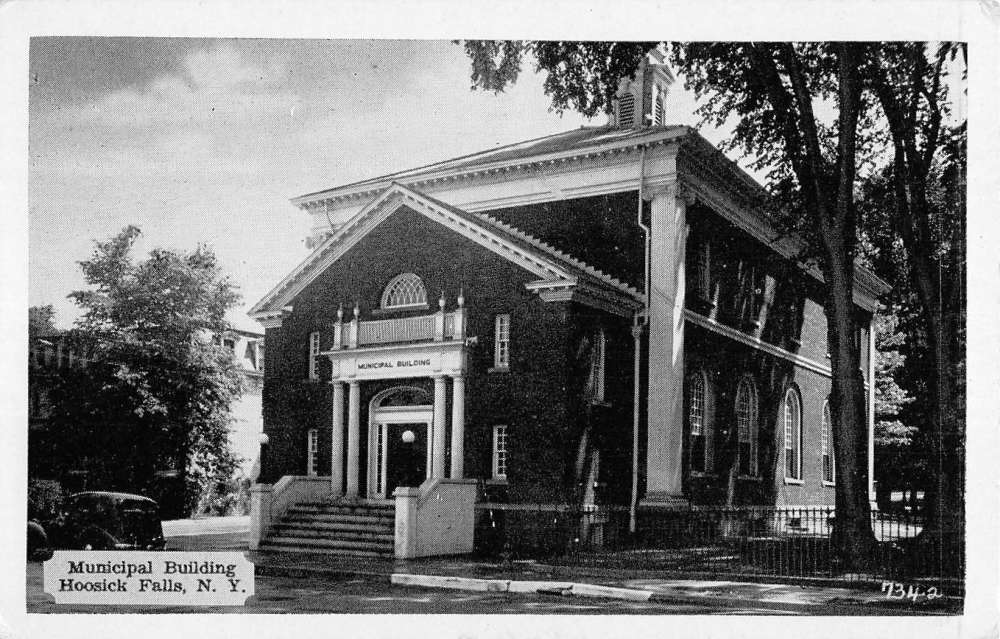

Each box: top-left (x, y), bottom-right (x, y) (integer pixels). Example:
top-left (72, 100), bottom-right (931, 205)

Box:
top-left (27, 521), bottom-right (48, 560)
top-left (81, 533), bottom-right (108, 551)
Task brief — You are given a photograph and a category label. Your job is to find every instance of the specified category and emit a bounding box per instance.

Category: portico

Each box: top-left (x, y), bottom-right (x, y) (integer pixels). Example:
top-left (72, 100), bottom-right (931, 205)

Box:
top-left (323, 297), bottom-right (468, 499)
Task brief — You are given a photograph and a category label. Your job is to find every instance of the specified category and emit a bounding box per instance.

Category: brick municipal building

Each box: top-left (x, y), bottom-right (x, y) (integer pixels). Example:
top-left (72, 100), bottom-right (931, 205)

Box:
top-left (249, 51), bottom-right (888, 558)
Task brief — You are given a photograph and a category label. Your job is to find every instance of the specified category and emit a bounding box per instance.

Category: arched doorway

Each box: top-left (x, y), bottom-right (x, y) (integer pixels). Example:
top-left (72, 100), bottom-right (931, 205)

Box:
top-left (367, 386), bottom-right (433, 498)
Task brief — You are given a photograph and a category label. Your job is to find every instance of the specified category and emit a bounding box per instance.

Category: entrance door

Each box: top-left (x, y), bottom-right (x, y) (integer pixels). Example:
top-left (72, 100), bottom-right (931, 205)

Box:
top-left (384, 423), bottom-right (428, 496)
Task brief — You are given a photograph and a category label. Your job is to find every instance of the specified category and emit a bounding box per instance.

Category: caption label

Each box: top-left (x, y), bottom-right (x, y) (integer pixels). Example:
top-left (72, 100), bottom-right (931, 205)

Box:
top-left (43, 551), bottom-right (254, 606)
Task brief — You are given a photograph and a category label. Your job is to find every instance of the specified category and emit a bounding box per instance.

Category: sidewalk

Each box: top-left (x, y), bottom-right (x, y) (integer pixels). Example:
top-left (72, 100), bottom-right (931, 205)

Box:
top-left (250, 551), bottom-right (962, 614)
top-left (160, 520), bottom-right (960, 614)
top-left (162, 515), bottom-right (250, 537)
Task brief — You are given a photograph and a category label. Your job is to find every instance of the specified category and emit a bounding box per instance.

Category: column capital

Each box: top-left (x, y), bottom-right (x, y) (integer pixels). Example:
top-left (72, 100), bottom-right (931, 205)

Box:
top-left (643, 180), bottom-right (697, 206)
top-left (642, 181), bottom-right (675, 202)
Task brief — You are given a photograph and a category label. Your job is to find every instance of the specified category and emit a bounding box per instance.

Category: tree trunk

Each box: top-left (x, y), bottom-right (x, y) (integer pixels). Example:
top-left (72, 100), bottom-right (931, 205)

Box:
top-left (826, 263), bottom-right (877, 567)
top-left (749, 42), bottom-right (878, 569)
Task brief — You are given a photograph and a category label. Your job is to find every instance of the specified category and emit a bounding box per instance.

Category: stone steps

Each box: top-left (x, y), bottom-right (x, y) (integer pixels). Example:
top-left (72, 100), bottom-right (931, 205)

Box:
top-left (270, 524), bottom-right (394, 543)
top-left (284, 512), bottom-right (395, 526)
top-left (262, 500), bottom-right (396, 558)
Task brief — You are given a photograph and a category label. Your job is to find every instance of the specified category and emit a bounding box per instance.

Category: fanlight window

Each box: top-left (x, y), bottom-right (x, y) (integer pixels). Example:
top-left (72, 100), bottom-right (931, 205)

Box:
top-left (381, 273), bottom-right (428, 310)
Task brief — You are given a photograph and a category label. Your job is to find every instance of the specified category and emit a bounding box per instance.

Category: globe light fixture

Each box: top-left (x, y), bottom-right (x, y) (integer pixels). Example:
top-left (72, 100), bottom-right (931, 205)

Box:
top-left (401, 430), bottom-right (416, 444)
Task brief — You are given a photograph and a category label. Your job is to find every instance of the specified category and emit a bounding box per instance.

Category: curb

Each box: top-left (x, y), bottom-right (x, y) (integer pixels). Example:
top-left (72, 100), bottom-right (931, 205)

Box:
top-left (392, 573), bottom-right (649, 603)
top-left (389, 572), bottom-right (960, 614)
top-left (252, 555), bottom-right (961, 614)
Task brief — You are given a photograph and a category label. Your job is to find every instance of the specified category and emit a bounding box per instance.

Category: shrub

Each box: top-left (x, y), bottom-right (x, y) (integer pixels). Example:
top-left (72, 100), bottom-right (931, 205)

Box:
top-left (28, 479), bottom-right (63, 521)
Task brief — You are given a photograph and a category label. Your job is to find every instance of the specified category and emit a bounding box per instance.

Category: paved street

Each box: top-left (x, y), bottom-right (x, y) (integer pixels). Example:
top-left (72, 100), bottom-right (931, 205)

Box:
top-left (26, 561), bottom-right (783, 614)
top-left (25, 517), bottom-right (959, 615)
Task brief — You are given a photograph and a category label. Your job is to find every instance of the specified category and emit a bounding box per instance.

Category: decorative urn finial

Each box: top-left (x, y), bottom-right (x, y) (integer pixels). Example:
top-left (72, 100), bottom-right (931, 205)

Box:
top-left (457, 287), bottom-right (465, 308)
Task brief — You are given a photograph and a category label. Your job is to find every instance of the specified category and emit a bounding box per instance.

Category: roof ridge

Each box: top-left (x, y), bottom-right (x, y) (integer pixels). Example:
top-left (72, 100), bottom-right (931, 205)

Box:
top-left (297, 127), bottom-right (611, 200)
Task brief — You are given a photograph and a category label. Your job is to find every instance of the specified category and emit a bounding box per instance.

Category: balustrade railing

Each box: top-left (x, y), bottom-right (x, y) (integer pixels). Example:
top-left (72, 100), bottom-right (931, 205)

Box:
top-left (333, 307), bottom-right (465, 348)
top-left (359, 314), bottom-right (437, 345)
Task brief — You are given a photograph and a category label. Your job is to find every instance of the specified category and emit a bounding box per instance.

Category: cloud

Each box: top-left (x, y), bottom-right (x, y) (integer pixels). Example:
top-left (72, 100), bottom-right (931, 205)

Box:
top-left (51, 43), bottom-right (298, 129)
top-left (184, 43), bottom-right (286, 90)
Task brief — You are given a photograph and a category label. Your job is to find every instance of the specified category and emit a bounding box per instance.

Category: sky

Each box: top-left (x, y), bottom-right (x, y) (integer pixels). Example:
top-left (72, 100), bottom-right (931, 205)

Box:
top-left (28, 38), bottom-right (722, 333)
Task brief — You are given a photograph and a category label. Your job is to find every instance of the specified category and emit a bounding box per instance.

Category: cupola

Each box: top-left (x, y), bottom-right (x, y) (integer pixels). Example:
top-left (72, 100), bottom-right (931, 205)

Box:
top-left (611, 48), bottom-right (675, 129)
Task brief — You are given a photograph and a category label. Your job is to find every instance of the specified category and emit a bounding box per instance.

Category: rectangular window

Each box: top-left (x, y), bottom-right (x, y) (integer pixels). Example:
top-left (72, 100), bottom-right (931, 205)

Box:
top-left (493, 425), bottom-right (508, 479)
top-left (308, 331), bottom-right (321, 380)
top-left (494, 314), bottom-right (511, 369)
top-left (306, 429), bottom-right (318, 477)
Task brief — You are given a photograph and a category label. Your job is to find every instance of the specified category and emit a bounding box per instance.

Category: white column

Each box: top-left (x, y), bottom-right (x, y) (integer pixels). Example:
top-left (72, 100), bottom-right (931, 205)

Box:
top-left (432, 375), bottom-right (447, 478)
top-left (867, 315), bottom-right (877, 508)
top-left (450, 375), bottom-right (465, 479)
top-left (330, 381), bottom-right (345, 495)
top-left (346, 380), bottom-right (360, 497)
top-left (643, 181), bottom-right (688, 506)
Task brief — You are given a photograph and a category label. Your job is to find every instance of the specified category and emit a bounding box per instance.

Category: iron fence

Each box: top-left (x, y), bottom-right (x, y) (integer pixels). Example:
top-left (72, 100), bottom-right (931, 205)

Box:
top-left (473, 503), bottom-right (963, 592)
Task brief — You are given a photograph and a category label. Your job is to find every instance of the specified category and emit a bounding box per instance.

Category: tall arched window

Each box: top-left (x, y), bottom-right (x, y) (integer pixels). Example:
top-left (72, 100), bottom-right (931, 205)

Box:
top-left (783, 386), bottom-right (803, 481)
top-left (735, 376), bottom-right (759, 477)
top-left (381, 273), bottom-right (427, 310)
top-left (688, 371), bottom-right (709, 473)
top-left (821, 400), bottom-right (835, 484)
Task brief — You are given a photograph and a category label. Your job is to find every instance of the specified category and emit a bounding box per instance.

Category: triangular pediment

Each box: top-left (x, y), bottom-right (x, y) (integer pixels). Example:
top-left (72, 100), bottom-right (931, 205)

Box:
top-left (250, 183), bottom-right (639, 321)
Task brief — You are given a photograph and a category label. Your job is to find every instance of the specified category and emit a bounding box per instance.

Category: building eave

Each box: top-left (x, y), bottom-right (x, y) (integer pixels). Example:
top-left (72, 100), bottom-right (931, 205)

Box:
top-left (291, 126), bottom-right (692, 210)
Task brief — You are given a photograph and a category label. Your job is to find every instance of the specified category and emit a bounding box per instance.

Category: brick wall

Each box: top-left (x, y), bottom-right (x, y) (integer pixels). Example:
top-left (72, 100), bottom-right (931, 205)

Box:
top-left (681, 203), bottom-right (871, 506)
top-left (259, 204), bottom-right (631, 503)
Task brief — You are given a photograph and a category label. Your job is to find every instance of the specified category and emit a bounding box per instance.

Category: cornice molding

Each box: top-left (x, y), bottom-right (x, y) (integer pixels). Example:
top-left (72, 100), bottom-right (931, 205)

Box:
top-left (293, 129), bottom-right (689, 210)
top-left (257, 312), bottom-right (284, 329)
top-left (684, 309), bottom-right (833, 379)
top-left (677, 143), bottom-right (886, 313)
top-left (528, 278), bottom-right (643, 317)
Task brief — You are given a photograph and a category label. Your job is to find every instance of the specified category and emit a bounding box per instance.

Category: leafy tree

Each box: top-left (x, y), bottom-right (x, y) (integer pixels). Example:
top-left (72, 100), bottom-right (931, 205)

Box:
top-left (461, 40), bottom-right (965, 570)
top-left (464, 41), bottom-right (659, 118)
top-left (29, 305), bottom-right (57, 338)
top-left (47, 226), bottom-right (243, 516)
top-left (866, 43), bottom-right (966, 566)
top-left (871, 309), bottom-right (919, 509)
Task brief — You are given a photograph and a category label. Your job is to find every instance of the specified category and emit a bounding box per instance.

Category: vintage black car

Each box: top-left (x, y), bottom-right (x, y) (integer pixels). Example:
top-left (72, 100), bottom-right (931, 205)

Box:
top-left (46, 491), bottom-right (166, 551)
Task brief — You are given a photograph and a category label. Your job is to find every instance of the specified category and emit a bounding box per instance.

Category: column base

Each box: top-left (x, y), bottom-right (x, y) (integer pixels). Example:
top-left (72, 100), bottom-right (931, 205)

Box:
top-left (640, 492), bottom-right (690, 509)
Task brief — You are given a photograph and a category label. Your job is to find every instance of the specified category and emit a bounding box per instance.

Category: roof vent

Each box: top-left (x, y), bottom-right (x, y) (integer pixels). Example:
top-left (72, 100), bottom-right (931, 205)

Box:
top-left (612, 49), bottom-right (675, 129)
top-left (618, 93), bottom-right (636, 128)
